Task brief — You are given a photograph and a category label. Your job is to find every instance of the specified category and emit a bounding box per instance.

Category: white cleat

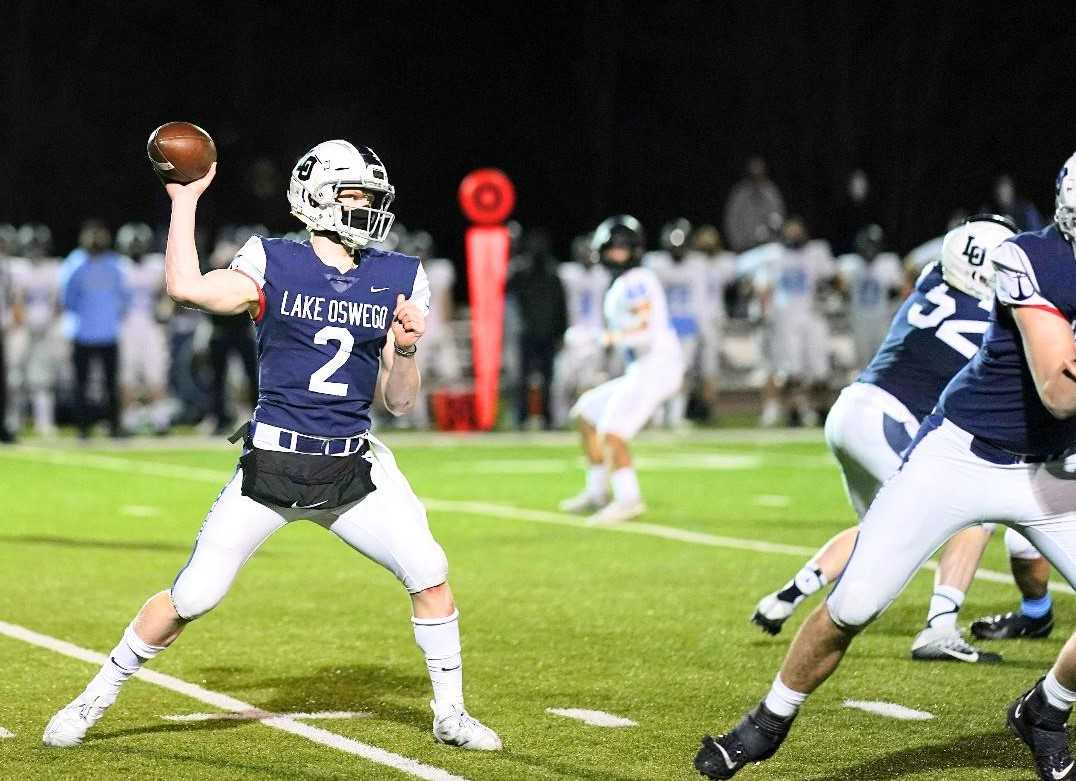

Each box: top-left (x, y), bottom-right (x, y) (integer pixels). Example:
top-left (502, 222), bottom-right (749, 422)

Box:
top-left (751, 592), bottom-right (798, 636)
top-left (431, 700), bottom-right (502, 751)
top-left (42, 692), bottom-right (115, 747)
top-left (910, 626), bottom-right (1002, 664)
top-left (585, 500), bottom-right (646, 526)
top-left (559, 491), bottom-right (609, 514)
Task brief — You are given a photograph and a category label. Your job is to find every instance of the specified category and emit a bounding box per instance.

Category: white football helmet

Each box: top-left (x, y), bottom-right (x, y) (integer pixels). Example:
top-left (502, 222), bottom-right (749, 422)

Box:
top-left (287, 140), bottom-right (395, 250)
top-left (1056, 151), bottom-right (1076, 239)
top-left (940, 213), bottom-right (1017, 301)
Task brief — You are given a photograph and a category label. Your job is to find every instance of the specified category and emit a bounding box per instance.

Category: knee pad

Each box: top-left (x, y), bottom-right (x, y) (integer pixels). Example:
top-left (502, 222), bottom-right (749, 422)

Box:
top-left (826, 580), bottom-right (884, 630)
top-left (1005, 527), bottom-right (1042, 561)
top-left (169, 576), bottom-right (227, 621)
top-left (406, 542), bottom-right (450, 595)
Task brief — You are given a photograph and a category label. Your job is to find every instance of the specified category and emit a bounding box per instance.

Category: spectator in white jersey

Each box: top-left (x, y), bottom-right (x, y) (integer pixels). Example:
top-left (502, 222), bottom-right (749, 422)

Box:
top-left (0, 224), bottom-right (19, 443)
top-left (745, 216), bottom-right (836, 427)
top-left (723, 156), bottom-right (786, 252)
top-left (552, 233), bottom-right (611, 427)
top-left (8, 223), bottom-right (62, 437)
top-left (687, 225), bottom-right (736, 419)
top-left (117, 222), bottom-right (171, 435)
top-left (836, 224), bottom-right (905, 371)
top-left (644, 218), bottom-right (709, 427)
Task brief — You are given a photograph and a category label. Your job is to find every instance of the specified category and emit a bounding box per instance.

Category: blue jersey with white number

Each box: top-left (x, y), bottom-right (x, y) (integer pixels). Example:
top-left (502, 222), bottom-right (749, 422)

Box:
top-left (858, 263), bottom-right (990, 421)
top-left (940, 225), bottom-right (1076, 456)
top-left (231, 237), bottom-right (424, 437)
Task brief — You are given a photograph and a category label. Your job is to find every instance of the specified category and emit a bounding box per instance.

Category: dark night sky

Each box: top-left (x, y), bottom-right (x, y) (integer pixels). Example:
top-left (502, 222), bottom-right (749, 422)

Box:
top-left (2, 0), bottom-right (1075, 258)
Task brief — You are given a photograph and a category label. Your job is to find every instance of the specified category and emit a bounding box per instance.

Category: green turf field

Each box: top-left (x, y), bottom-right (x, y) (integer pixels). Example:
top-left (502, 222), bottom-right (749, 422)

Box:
top-left (0, 430), bottom-right (1068, 780)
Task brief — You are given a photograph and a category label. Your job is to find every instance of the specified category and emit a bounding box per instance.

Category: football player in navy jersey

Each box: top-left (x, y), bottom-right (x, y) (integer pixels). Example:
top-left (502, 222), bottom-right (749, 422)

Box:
top-left (751, 215), bottom-right (1020, 664)
top-left (43, 140), bottom-right (501, 751)
top-left (696, 154), bottom-right (1076, 781)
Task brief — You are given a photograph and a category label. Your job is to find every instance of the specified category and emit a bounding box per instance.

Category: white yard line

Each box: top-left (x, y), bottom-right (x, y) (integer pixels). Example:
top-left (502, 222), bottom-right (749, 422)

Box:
top-left (0, 727), bottom-right (14, 738)
top-left (1, 446), bottom-right (1070, 594)
top-left (160, 710), bottom-right (372, 722)
top-left (0, 621), bottom-right (469, 781)
top-left (842, 700), bottom-right (934, 721)
top-left (545, 708), bottom-right (637, 728)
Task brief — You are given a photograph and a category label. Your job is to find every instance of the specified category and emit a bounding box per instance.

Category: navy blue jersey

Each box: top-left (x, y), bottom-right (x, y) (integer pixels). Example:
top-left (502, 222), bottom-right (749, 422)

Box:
top-left (230, 236), bottom-right (429, 437)
top-left (858, 263), bottom-right (991, 420)
top-left (940, 225), bottom-right (1076, 456)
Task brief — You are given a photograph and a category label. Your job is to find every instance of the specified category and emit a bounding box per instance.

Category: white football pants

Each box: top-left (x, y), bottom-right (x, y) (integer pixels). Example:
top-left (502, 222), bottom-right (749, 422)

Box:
top-left (823, 382), bottom-right (919, 518)
top-left (827, 416), bottom-right (1076, 629)
top-left (170, 434), bottom-right (448, 620)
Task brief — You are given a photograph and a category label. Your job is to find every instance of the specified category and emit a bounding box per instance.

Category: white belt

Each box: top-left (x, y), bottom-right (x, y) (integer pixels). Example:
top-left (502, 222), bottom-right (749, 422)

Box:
top-left (251, 421), bottom-right (369, 456)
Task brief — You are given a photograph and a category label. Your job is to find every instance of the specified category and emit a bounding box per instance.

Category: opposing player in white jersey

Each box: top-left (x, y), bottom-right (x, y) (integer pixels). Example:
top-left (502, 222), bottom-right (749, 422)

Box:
top-left (836, 224), bottom-right (905, 370)
top-left (552, 233), bottom-right (611, 426)
top-left (7, 223), bottom-right (62, 436)
top-left (751, 215), bottom-right (1018, 664)
top-left (43, 140), bottom-right (501, 751)
top-left (560, 215), bottom-right (684, 524)
top-left (117, 222), bottom-right (171, 435)
top-left (746, 217), bottom-right (835, 426)
top-left (643, 218), bottom-right (711, 427)
top-left (697, 155), bottom-right (1076, 781)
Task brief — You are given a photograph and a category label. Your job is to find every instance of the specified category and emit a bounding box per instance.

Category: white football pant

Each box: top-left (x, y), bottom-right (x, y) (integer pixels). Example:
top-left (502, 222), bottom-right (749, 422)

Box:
top-left (823, 382), bottom-right (919, 518)
top-left (827, 417), bottom-right (1076, 629)
top-left (170, 434), bottom-right (448, 620)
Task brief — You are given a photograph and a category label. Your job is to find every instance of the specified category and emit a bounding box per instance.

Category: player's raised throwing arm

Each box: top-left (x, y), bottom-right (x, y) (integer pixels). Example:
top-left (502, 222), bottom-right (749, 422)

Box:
top-left (162, 164), bottom-right (260, 316)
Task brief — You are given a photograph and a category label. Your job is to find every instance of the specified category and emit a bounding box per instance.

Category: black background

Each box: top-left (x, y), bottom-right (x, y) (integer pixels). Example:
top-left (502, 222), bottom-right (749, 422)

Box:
top-left (2, 0), bottom-right (1074, 257)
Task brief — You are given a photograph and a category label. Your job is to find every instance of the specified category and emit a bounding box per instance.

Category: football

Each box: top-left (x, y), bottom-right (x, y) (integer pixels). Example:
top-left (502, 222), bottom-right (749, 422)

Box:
top-left (146, 121), bottom-right (217, 184)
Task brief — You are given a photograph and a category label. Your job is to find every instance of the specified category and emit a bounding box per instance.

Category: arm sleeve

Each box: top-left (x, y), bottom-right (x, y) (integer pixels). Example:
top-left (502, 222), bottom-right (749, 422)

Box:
top-left (409, 263), bottom-right (431, 315)
top-left (228, 236), bottom-right (267, 289)
top-left (992, 241), bottom-right (1063, 315)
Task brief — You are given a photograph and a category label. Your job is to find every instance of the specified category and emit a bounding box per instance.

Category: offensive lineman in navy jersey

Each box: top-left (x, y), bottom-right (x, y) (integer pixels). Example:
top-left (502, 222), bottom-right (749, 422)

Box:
top-left (751, 216), bottom-right (1021, 664)
top-left (43, 140), bottom-right (502, 751)
top-left (696, 153), bottom-right (1076, 781)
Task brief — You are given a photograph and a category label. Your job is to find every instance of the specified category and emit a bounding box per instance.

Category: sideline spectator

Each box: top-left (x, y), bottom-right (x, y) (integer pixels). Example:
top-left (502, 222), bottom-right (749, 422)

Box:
top-left (205, 239), bottom-right (258, 435)
top-left (507, 228), bottom-right (567, 429)
top-left (63, 220), bottom-right (130, 439)
top-left (987, 173), bottom-right (1044, 232)
top-left (723, 156), bottom-right (786, 252)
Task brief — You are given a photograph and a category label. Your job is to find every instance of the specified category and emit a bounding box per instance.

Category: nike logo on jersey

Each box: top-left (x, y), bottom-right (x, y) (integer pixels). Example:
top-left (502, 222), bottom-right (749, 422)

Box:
top-left (370, 286), bottom-right (389, 293)
top-left (290, 499), bottom-right (329, 509)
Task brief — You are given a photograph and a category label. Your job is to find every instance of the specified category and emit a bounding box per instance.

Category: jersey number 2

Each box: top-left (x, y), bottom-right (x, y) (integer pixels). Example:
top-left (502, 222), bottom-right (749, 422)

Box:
top-left (906, 283), bottom-right (989, 359)
top-left (308, 326), bottom-right (354, 397)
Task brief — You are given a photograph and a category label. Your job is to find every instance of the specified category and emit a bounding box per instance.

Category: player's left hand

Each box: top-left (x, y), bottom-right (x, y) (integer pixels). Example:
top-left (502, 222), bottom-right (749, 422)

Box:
top-left (392, 294), bottom-right (425, 348)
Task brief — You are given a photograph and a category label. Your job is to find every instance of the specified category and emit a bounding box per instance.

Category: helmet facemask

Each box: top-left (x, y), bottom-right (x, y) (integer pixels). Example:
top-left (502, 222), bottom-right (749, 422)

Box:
top-left (288, 140), bottom-right (396, 251)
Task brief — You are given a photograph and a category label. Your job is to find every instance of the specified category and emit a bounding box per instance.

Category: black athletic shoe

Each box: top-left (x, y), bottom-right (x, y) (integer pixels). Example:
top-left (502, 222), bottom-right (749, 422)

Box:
top-left (1007, 681), bottom-right (1075, 780)
top-left (972, 610), bottom-right (1054, 640)
top-left (695, 703), bottom-right (795, 779)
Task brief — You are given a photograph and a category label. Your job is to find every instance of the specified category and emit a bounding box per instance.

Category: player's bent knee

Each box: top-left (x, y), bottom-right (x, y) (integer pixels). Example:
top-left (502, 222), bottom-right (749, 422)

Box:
top-left (1005, 527), bottom-right (1042, 560)
top-left (169, 581), bottom-right (229, 621)
top-left (826, 581), bottom-right (884, 630)
top-left (404, 542), bottom-right (450, 595)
